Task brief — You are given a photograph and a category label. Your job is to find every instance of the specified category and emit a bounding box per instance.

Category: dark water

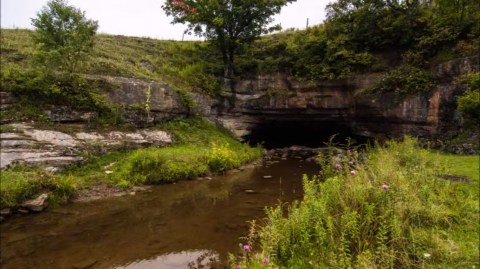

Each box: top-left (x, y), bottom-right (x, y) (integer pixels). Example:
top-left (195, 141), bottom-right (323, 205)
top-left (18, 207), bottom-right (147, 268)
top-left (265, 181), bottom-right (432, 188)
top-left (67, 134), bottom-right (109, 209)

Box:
top-left (0, 155), bottom-right (319, 269)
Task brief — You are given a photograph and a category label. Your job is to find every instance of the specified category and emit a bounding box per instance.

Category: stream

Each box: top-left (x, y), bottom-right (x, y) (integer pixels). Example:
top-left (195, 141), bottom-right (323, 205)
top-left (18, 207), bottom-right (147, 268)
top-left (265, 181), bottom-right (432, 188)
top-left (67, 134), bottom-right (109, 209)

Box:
top-left (0, 151), bottom-right (319, 269)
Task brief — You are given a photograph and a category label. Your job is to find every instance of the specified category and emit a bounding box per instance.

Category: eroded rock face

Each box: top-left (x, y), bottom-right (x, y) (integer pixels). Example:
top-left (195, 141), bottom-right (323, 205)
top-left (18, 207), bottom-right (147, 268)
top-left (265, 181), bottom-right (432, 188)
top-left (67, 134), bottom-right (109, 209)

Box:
top-left (1, 56), bottom-right (477, 158)
top-left (0, 124), bottom-right (172, 170)
top-left (214, 56), bottom-right (478, 143)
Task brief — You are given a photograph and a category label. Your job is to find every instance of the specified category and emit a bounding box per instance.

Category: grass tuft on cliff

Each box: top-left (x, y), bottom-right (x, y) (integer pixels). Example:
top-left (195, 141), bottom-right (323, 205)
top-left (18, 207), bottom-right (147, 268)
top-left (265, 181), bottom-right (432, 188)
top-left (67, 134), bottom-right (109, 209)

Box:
top-left (233, 137), bottom-right (479, 268)
top-left (0, 118), bottom-right (262, 208)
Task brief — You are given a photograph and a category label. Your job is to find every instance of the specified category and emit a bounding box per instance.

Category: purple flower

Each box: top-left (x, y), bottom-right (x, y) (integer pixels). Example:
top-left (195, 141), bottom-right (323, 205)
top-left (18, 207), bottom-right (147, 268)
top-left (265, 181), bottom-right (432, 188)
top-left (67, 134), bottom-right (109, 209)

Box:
top-left (350, 170), bottom-right (356, 175)
top-left (243, 245), bottom-right (250, 251)
top-left (382, 184), bottom-right (389, 190)
top-left (236, 265), bottom-right (241, 269)
top-left (335, 163), bottom-right (342, 169)
top-left (263, 258), bottom-right (269, 264)
top-left (349, 161), bottom-right (354, 165)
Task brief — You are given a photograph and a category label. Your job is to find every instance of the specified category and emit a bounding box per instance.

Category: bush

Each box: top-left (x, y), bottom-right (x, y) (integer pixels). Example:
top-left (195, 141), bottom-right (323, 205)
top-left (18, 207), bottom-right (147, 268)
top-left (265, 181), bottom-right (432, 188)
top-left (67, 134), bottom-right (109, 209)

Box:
top-left (0, 169), bottom-right (79, 208)
top-left (371, 65), bottom-right (434, 94)
top-left (458, 89), bottom-right (480, 122)
top-left (457, 72), bottom-right (480, 123)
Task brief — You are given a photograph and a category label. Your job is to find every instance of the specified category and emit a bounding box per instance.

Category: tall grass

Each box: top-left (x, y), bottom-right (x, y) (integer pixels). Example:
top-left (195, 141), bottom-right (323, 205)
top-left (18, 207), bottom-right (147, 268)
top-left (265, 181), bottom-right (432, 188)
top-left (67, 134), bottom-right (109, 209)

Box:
top-left (111, 118), bottom-right (262, 187)
top-left (234, 137), bottom-right (479, 268)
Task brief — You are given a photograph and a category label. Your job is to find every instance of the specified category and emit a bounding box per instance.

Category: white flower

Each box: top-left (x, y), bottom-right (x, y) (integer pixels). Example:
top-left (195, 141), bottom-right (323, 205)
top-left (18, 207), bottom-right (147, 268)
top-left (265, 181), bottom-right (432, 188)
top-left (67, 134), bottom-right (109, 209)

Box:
top-left (423, 253), bottom-right (431, 258)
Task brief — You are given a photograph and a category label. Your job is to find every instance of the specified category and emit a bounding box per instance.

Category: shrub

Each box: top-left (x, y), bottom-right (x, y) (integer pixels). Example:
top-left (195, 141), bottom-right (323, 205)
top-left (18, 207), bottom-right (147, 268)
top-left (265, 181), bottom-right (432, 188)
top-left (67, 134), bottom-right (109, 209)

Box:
top-left (371, 65), bottom-right (434, 95)
top-left (457, 72), bottom-right (480, 123)
top-left (458, 89), bottom-right (480, 122)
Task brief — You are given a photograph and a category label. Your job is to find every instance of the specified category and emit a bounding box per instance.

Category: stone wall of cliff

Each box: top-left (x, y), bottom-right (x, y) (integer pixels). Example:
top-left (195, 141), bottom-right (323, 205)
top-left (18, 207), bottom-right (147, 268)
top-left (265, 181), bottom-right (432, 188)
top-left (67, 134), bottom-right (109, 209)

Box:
top-left (1, 56), bottom-right (477, 146)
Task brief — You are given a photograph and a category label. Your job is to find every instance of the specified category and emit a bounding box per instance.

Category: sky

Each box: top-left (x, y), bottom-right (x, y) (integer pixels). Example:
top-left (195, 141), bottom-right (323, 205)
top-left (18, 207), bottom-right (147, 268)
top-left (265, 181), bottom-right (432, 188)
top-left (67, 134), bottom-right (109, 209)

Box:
top-left (1, 0), bottom-right (329, 40)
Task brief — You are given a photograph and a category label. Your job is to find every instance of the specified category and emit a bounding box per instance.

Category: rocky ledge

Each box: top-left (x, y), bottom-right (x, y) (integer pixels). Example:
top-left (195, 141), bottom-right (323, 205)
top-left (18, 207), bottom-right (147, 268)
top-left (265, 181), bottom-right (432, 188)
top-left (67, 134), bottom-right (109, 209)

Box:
top-left (0, 123), bottom-right (172, 170)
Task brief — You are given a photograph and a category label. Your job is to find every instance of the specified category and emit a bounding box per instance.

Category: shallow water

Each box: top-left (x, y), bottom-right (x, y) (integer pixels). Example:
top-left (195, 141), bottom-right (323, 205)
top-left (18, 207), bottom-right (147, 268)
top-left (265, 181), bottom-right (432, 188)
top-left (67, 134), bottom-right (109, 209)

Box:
top-left (0, 154), bottom-right (319, 269)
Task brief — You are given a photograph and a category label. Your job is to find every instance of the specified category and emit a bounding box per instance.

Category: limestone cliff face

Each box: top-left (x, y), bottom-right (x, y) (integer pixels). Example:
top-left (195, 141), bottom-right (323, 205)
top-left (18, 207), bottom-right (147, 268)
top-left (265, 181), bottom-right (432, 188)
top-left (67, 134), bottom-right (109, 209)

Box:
top-left (1, 56), bottom-right (477, 142)
top-left (215, 56), bottom-right (478, 140)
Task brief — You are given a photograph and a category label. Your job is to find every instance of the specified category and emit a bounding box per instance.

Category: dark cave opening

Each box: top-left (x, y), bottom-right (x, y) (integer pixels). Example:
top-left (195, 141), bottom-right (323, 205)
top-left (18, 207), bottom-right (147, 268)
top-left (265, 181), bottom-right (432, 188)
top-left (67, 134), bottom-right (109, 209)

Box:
top-left (244, 119), bottom-right (369, 149)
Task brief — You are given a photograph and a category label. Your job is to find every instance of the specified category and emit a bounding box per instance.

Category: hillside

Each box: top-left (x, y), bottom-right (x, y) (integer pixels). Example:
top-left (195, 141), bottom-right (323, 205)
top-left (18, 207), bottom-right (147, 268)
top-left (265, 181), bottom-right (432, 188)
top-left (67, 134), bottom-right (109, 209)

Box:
top-left (1, 29), bottom-right (223, 95)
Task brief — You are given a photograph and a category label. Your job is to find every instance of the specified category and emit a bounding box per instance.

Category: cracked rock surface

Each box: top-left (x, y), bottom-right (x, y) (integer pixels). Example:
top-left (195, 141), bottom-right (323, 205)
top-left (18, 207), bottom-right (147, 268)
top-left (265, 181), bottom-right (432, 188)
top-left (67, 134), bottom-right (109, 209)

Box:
top-left (0, 123), bottom-right (172, 170)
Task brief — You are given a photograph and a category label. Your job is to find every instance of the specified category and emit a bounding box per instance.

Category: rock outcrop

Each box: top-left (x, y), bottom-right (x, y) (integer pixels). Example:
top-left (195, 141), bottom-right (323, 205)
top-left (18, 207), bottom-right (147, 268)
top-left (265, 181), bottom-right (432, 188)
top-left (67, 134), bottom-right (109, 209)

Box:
top-left (0, 123), bottom-right (172, 169)
top-left (214, 56), bottom-right (478, 144)
top-left (1, 56), bottom-right (477, 155)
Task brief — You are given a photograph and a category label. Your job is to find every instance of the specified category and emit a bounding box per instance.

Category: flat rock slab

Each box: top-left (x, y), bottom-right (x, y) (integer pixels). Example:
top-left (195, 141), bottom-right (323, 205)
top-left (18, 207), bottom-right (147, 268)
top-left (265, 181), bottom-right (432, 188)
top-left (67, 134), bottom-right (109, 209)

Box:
top-left (22, 193), bottom-right (48, 212)
top-left (0, 133), bottom-right (26, 140)
top-left (1, 123), bottom-right (172, 170)
top-left (1, 140), bottom-right (35, 148)
top-left (23, 129), bottom-right (77, 147)
top-left (0, 150), bottom-right (63, 168)
top-left (75, 132), bottom-right (105, 141)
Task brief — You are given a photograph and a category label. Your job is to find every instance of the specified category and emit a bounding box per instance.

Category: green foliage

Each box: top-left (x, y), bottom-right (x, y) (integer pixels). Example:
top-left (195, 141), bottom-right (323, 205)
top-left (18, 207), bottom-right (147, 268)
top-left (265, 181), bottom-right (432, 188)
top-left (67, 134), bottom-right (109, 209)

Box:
top-left (0, 124), bottom-right (15, 133)
top-left (457, 72), bottom-right (480, 123)
top-left (0, 118), bottom-right (262, 207)
top-left (0, 63), bottom-right (120, 123)
top-left (112, 146), bottom-right (209, 186)
top-left (0, 168), bottom-right (79, 208)
top-left (162, 0), bottom-right (296, 78)
top-left (110, 118), bottom-right (262, 187)
top-left (31, 0), bottom-right (98, 73)
top-left (1, 29), bottom-right (223, 96)
top-left (240, 137), bottom-right (479, 268)
top-left (370, 65), bottom-right (434, 94)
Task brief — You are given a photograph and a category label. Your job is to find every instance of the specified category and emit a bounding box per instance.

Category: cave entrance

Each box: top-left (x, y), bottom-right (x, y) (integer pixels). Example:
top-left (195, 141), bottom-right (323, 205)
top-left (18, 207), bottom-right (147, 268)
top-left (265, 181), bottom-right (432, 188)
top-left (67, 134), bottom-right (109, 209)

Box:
top-left (244, 118), bottom-right (368, 149)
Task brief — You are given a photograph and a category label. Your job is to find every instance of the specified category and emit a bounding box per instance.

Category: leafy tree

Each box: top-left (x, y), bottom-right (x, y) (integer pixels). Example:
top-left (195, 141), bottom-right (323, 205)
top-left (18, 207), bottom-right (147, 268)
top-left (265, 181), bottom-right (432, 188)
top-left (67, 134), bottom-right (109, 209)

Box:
top-left (31, 0), bottom-right (98, 74)
top-left (162, 0), bottom-right (296, 80)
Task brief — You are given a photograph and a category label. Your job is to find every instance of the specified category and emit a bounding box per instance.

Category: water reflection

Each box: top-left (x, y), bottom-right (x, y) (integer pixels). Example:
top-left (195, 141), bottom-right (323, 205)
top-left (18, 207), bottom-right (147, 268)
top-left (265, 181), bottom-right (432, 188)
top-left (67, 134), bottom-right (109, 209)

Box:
top-left (1, 155), bottom-right (318, 269)
top-left (115, 250), bottom-right (219, 269)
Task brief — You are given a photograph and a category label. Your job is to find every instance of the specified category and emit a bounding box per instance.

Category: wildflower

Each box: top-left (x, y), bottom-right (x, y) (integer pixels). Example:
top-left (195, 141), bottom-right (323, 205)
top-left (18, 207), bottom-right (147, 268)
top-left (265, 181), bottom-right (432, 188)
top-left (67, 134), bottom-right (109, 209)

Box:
top-left (382, 184), bottom-right (389, 190)
top-left (335, 163), bottom-right (341, 169)
top-left (236, 265), bottom-right (241, 269)
top-left (350, 170), bottom-right (356, 175)
top-left (263, 258), bottom-right (269, 264)
top-left (424, 253), bottom-right (431, 258)
top-left (349, 161), bottom-right (354, 165)
top-left (243, 245), bottom-right (250, 251)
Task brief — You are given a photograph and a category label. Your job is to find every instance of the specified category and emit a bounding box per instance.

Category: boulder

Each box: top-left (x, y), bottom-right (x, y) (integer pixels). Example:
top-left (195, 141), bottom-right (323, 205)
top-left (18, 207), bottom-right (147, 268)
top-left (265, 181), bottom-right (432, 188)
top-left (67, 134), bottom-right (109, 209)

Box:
top-left (22, 193), bottom-right (49, 212)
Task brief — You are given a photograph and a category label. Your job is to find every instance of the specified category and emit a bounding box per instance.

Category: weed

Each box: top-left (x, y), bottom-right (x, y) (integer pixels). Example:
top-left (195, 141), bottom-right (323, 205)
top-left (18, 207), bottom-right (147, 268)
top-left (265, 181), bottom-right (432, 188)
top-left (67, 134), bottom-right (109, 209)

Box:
top-left (235, 137), bottom-right (479, 268)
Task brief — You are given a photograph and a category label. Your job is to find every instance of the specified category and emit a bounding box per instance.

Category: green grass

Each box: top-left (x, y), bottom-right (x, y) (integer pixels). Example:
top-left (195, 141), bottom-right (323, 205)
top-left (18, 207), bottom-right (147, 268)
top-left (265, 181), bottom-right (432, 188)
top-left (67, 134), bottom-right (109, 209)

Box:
top-left (0, 124), bottom-right (15, 133)
top-left (0, 28), bottom-right (223, 96)
top-left (0, 118), bottom-right (262, 208)
top-left (233, 137), bottom-right (479, 269)
top-left (439, 154), bottom-right (479, 181)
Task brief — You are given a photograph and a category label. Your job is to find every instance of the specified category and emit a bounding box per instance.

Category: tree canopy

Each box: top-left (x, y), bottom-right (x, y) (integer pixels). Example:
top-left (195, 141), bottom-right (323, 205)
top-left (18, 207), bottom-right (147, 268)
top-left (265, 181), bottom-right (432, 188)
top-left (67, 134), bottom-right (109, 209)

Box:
top-left (31, 0), bottom-right (98, 74)
top-left (162, 0), bottom-right (296, 78)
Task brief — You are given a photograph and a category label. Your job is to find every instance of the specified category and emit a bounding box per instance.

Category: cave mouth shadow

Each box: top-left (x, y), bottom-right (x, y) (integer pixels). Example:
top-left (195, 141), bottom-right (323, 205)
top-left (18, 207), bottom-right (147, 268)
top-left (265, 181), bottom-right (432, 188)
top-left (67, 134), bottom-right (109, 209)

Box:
top-left (244, 119), bottom-right (369, 149)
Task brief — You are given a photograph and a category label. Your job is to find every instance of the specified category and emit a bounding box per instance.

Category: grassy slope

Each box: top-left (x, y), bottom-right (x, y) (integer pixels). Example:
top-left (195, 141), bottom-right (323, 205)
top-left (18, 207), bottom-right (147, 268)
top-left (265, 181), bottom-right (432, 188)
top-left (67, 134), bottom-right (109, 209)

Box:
top-left (0, 118), bottom-right (262, 208)
top-left (233, 138), bottom-right (479, 269)
top-left (0, 28), bottom-right (222, 94)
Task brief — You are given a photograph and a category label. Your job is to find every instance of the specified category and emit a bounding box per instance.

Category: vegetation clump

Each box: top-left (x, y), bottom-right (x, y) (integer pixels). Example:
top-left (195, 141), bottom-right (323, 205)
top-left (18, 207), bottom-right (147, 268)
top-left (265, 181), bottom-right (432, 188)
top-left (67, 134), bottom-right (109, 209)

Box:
top-left (0, 118), bottom-right (262, 208)
top-left (233, 137), bottom-right (479, 268)
top-left (370, 65), bottom-right (434, 94)
top-left (31, 0), bottom-right (98, 74)
top-left (457, 72), bottom-right (480, 123)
